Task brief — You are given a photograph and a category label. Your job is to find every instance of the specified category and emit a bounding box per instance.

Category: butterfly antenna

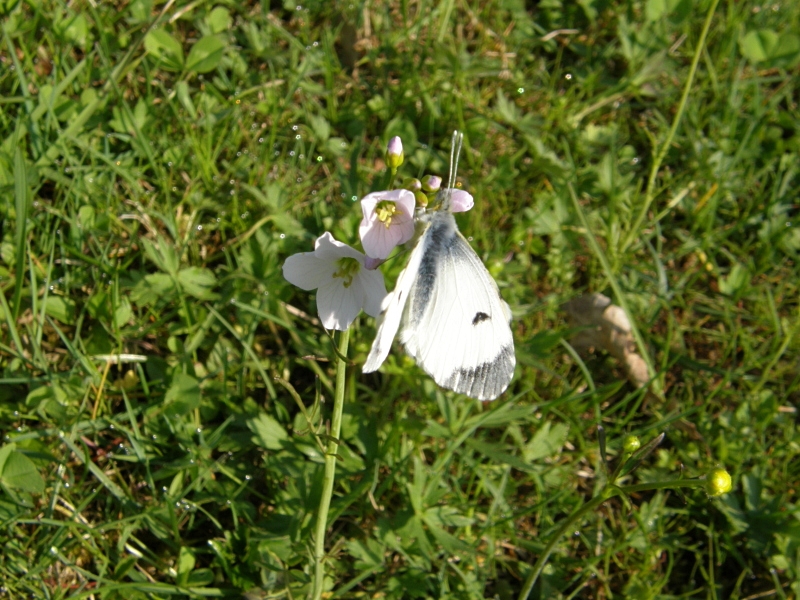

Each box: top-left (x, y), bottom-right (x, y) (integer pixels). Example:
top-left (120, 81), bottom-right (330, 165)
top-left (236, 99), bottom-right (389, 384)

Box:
top-left (443, 130), bottom-right (463, 210)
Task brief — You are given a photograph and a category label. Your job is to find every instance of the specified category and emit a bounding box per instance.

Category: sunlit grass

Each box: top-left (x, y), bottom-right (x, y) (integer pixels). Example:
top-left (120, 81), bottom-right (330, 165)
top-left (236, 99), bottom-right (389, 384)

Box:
top-left (1, 0), bottom-right (799, 598)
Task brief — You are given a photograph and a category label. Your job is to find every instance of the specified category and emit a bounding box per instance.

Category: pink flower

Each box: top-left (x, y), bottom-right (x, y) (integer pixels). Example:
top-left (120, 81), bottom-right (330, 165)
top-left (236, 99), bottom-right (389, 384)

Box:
top-left (283, 232), bottom-right (386, 331)
top-left (358, 189), bottom-right (416, 260)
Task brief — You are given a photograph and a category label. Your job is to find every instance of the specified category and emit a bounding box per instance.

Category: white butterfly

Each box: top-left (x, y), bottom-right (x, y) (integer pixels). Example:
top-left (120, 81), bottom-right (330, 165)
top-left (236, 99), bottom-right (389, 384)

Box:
top-left (362, 131), bottom-right (515, 400)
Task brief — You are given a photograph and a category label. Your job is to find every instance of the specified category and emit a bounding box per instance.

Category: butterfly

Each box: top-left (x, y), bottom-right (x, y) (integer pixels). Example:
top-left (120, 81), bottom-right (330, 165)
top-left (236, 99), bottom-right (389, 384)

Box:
top-left (362, 131), bottom-right (515, 400)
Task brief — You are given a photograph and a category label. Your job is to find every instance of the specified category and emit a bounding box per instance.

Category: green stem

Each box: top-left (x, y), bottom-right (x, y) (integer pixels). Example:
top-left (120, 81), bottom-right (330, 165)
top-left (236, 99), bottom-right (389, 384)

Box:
top-left (622, 0), bottom-right (720, 253)
top-left (517, 478), bottom-right (707, 600)
top-left (312, 327), bottom-right (350, 600)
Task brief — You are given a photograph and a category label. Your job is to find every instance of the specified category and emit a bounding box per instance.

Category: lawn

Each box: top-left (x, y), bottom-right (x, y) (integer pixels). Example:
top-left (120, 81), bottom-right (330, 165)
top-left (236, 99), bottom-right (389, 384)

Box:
top-left (1, 0), bottom-right (799, 598)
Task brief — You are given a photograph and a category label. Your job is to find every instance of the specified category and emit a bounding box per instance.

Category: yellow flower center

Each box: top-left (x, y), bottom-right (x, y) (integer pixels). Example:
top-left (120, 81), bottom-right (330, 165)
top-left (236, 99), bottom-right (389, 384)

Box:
top-left (332, 257), bottom-right (360, 288)
top-left (375, 200), bottom-right (399, 229)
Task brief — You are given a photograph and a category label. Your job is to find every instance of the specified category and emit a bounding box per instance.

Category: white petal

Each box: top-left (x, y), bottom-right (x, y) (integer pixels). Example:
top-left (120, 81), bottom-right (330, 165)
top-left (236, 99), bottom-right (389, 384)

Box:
top-left (283, 251), bottom-right (335, 290)
top-left (356, 269), bottom-right (387, 317)
top-left (314, 231), bottom-right (364, 262)
top-left (316, 280), bottom-right (361, 330)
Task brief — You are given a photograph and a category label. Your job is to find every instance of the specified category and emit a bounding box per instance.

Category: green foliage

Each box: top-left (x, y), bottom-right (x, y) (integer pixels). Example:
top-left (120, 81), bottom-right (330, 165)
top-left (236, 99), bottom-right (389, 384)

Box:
top-left (1, 0), bottom-right (799, 597)
top-left (740, 29), bottom-right (800, 67)
top-left (0, 443), bottom-right (45, 494)
top-left (144, 29), bottom-right (185, 72)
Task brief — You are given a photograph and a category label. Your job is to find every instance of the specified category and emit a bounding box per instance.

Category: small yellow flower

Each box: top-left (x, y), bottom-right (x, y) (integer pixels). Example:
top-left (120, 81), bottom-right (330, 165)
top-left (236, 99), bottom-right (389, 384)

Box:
top-left (706, 468), bottom-right (732, 497)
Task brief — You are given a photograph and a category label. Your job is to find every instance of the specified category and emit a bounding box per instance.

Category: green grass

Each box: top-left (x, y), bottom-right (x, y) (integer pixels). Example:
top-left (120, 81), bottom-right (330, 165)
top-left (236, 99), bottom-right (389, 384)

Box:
top-left (1, 0), bottom-right (799, 598)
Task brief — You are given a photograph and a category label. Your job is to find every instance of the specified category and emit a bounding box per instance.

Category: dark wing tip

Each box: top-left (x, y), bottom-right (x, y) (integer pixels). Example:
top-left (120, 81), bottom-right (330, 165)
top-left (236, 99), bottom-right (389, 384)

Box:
top-left (442, 344), bottom-right (516, 401)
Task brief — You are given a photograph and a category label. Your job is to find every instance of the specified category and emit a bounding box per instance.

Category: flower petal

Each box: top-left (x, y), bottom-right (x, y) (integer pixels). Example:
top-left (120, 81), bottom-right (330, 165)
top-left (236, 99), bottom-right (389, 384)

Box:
top-left (359, 189), bottom-right (416, 259)
top-left (387, 136), bottom-right (403, 157)
top-left (393, 189), bottom-right (416, 217)
top-left (314, 231), bottom-right (364, 262)
top-left (356, 268), bottom-right (388, 317)
top-left (363, 256), bottom-right (384, 270)
top-left (361, 218), bottom-right (415, 259)
top-left (359, 189), bottom-right (414, 219)
top-left (283, 251), bottom-right (335, 290)
top-left (447, 189), bottom-right (474, 213)
top-left (316, 279), bottom-right (362, 330)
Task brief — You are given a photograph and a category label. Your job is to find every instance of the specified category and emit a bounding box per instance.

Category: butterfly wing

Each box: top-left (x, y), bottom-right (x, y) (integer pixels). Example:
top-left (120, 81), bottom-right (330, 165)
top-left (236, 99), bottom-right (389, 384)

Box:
top-left (400, 212), bottom-right (515, 400)
top-left (362, 222), bottom-right (429, 373)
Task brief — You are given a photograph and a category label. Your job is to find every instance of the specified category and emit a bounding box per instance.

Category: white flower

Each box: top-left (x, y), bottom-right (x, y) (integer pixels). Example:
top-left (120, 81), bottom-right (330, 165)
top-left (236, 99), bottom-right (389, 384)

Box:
top-left (283, 232), bottom-right (387, 331)
top-left (359, 189), bottom-right (416, 260)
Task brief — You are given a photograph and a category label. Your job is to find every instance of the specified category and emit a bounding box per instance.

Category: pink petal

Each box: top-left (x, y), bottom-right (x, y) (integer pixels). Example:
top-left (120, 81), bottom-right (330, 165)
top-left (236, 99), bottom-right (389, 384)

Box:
top-left (447, 189), bottom-right (474, 213)
top-left (393, 189), bottom-right (416, 217)
top-left (364, 256), bottom-right (384, 270)
top-left (359, 189), bottom-right (414, 221)
top-left (358, 190), bottom-right (416, 259)
top-left (361, 217), bottom-right (415, 259)
top-left (387, 136), bottom-right (403, 158)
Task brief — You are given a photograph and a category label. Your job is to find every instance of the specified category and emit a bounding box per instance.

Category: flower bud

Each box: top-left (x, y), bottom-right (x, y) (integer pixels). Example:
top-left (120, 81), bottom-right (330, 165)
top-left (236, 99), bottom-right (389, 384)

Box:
top-left (386, 136), bottom-right (404, 169)
top-left (115, 369), bottom-right (139, 390)
top-left (414, 190), bottom-right (428, 208)
top-left (402, 178), bottom-right (422, 192)
top-left (622, 435), bottom-right (641, 454)
top-left (448, 189), bottom-right (474, 213)
top-left (421, 175), bottom-right (442, 193)
top-left (705, 468), bottom-right (732, 497)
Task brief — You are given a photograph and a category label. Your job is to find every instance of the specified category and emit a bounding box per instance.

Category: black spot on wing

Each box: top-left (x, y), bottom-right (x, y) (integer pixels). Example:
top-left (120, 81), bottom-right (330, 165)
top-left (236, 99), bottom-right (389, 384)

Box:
top-left (472, 312), bottom-right (490, 326)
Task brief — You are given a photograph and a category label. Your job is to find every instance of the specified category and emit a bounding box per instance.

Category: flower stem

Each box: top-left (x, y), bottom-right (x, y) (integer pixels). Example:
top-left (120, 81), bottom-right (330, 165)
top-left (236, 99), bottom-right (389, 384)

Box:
top-left (516, 478), bottom-right (707, 600)
top-left (312, 327), bottom-right (350, 600)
